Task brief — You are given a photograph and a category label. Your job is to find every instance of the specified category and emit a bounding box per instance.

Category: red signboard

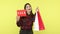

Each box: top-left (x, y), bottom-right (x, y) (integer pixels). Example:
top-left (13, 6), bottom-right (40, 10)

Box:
top-left (17, 10), bottom-right (26, 16)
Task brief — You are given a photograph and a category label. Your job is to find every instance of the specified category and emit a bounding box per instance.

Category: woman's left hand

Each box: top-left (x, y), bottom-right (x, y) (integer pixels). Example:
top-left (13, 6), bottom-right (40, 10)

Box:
top-left (35, 7), bottom-right (39, 12)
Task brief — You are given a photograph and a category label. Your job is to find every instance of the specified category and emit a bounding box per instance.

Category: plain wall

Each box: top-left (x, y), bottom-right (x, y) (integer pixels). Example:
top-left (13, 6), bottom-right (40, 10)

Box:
top-left (0, 0), bottom-right (60, 34)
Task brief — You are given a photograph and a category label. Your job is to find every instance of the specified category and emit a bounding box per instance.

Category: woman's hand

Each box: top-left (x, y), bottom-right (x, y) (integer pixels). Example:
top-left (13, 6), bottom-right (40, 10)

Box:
top-left (16, 16), bottom-right (20, 22)
top-left (35, 7), bottom-right (39, 12)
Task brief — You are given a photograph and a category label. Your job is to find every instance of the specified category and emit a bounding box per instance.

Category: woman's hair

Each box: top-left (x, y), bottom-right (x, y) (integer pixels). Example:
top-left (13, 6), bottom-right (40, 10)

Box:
top-left (24, 3), bottom-right (31, 9)
top-left (24, 3), bottom-right (34, 16)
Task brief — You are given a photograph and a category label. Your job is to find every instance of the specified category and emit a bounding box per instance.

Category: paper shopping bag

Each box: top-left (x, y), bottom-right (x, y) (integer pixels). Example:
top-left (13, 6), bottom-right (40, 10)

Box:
top-left (34, 10), bottom-right (45, 31)
top-left (37, 11), bottom-right (45, 30)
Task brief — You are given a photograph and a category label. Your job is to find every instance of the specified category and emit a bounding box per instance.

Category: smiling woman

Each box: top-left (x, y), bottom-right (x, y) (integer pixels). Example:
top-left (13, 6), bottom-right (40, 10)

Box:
top-left (0, 0), bottom-right (60, 34)
top-left (16, 3), bottom-right (36, 34)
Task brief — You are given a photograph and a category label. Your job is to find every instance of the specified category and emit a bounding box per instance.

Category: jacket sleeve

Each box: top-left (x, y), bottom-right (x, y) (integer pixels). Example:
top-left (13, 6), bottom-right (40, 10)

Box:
top-left (16, 17), bottom-right (22, 27)
top-left (32, 13), bottom-right (36, 22)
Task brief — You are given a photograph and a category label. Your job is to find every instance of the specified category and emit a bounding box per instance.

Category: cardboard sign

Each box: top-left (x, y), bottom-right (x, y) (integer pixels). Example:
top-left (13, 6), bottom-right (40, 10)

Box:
top-left (17, 10), bottom-right (26, 16)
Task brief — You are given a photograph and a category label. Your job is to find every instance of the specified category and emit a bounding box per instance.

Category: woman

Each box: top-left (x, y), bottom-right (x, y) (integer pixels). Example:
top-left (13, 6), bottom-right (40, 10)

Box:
top-left (16, 3), bottom-right (39, 34)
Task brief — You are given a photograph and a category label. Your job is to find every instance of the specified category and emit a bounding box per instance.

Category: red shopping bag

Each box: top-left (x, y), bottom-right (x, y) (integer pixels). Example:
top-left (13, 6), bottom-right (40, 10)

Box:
top-left (17, 10), bottom-right (26, 16)
top-left (37, 11), bottom-right (45, 30)
top-left (34, 10), bottom-right (45, 31)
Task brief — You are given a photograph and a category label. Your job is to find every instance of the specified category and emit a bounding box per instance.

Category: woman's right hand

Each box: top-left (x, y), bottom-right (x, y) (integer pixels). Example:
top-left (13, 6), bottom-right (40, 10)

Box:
top-left (16, 16), bottom-right (20, 22)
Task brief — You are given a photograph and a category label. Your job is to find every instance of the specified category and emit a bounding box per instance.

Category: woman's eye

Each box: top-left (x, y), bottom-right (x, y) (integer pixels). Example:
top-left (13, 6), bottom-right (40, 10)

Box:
top-left (26, 6), bottom-right (28, 8)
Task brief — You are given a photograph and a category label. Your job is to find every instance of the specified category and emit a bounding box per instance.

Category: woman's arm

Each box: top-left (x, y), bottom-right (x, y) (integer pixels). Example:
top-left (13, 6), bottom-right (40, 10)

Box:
top-left (16, 16), bottom-right (21, 27)
top-left (32, 7), bottom-right (39, 22)
top-left (16, 16), bottom-right (20, 22)
top-left (32, 13), bottom-right (36, 22)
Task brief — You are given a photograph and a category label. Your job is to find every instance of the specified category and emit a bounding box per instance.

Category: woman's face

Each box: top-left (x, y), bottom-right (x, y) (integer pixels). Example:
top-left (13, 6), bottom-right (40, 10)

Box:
top-left (26, 5), bottom-right (32, 15)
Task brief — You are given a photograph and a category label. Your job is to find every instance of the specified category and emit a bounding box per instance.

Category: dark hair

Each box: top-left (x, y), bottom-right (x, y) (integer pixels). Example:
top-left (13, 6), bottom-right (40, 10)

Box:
top-left (24, 3), bottom-right (34, 16)
top-left (24, 3), bottom-right (31, 9)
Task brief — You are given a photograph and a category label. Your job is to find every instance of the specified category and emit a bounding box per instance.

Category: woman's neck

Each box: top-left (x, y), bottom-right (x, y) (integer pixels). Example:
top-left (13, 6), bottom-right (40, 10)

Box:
top-left (27, 12), bottom-right (30, 15)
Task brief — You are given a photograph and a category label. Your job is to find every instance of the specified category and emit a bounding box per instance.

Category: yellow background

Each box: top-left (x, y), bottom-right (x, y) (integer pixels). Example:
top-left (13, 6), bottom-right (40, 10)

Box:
top-left (0, 0), bottom-right (60, 34)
